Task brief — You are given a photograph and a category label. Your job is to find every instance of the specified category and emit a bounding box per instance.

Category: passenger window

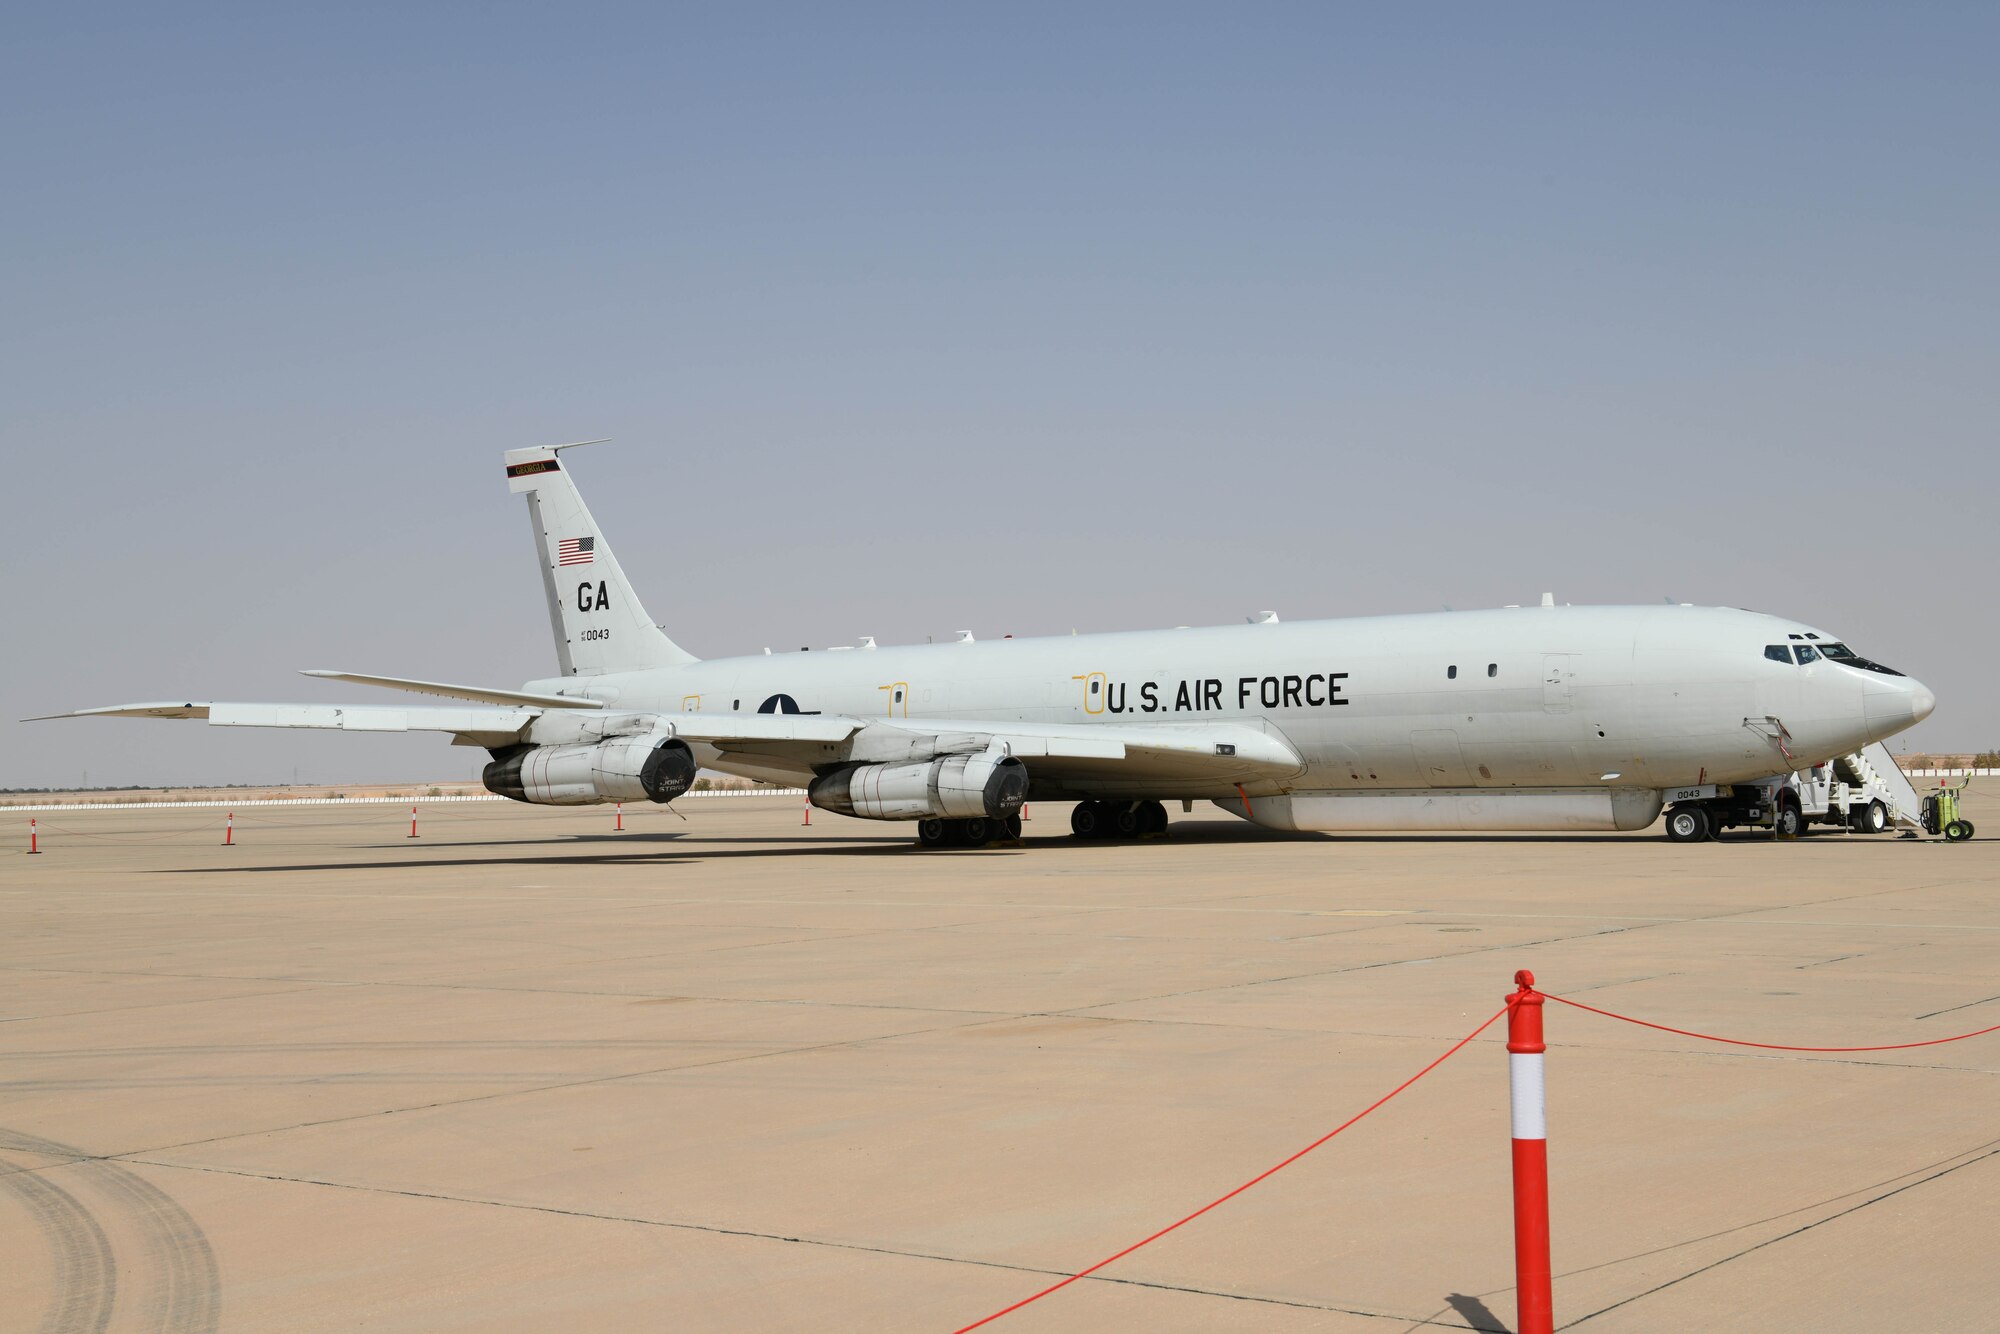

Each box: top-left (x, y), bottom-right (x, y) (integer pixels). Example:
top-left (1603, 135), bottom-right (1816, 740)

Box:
top-left (1447, 665), bottom-right (1457, 679)
top-left (1764, 645), bottom-right (1792, 664)
top-left (1487, 663), bottom-right (1498, 678)
top-left (1796, 645), bottom-right (1821, 664)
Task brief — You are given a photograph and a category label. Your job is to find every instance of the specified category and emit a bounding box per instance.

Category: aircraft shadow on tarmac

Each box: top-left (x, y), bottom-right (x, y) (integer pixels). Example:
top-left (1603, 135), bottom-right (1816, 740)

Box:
top-left (148, 820), bottom-right (1701, 876)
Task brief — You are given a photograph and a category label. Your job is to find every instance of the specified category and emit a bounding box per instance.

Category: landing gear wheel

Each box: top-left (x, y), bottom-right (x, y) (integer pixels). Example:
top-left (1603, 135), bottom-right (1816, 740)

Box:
top-left (961, 817), bottom-right (992, 846)
top-left (1137, 800), bottom-right (1169, 836)
top-left (1772, 801), bottom-right (1804, 840)
top-left (917, 818), bottom-right (949, 849)
top-left (1945, 819), bottom-right (1973, 841)
top-left (1665, 807), bottom-right (1711, 843)
top-left (1111, 805), bottom-right (1141, 838)
top-left (1071, 802), bottom-right (1105, 839)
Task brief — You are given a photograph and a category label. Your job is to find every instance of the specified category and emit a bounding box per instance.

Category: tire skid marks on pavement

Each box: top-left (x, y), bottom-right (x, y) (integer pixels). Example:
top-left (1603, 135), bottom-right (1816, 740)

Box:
top-left (0, 1128), bottom-right (220, 1334)
top-left (0, 1164), bottom-right (117, 1334)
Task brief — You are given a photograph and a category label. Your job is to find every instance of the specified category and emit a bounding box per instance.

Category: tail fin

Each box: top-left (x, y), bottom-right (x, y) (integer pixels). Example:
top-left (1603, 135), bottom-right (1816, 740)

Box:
top-left (504, 444), bottom-right (697, 675)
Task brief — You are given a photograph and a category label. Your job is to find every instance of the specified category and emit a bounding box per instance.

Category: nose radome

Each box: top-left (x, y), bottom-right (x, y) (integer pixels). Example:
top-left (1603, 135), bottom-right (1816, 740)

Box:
top-left (1863, 676), bottom-right (1934, 734)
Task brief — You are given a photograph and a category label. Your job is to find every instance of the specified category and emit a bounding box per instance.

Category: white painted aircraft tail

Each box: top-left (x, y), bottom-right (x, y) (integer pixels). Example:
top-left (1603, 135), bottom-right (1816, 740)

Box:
top-left (503, 444), bottom-right (697, 676)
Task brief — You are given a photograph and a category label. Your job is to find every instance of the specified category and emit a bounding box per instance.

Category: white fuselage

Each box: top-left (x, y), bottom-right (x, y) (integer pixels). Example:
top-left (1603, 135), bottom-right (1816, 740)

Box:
top-left (524, 604), bottom-right (1933, 828)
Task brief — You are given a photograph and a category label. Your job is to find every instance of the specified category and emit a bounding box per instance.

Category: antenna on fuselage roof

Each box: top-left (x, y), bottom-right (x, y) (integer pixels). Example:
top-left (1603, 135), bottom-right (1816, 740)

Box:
top-left (1662, 595), bottom-right (1677, 604)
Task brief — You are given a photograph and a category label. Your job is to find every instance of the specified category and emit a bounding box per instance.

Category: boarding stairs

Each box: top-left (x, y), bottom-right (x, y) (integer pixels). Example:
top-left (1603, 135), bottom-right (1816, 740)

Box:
top-left (1834, 742), bottom-right (1925, 828)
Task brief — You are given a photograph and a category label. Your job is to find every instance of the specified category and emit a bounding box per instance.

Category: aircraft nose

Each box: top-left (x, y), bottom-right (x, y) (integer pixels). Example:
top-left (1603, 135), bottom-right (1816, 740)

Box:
top-left (1863, 675), bottom-right (1935, 734)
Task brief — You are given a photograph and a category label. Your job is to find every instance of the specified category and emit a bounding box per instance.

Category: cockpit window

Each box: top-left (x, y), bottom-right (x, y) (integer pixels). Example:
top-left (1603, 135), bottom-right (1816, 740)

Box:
top-left (1764, 645), bottom-right (1792, 664)
top-left (1796, 645), bottom-right (1821, 664)
top-left (1819, 642), bottom-right (1906, 676)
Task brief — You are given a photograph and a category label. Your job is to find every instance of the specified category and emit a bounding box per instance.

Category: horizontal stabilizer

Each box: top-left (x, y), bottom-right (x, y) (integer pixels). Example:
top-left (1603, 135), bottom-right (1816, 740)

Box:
top-left (300, 670), bottom-right (604, 710)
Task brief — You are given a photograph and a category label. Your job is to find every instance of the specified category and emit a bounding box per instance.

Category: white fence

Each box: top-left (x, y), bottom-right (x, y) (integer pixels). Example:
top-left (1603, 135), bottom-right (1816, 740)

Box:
top-left (1903, 769), bottom-right (1997, 778)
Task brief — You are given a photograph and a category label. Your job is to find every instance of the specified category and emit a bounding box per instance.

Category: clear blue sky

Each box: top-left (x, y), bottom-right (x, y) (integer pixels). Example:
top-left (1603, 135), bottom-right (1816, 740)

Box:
top-left (5, 4), bottom-right (1995, 786)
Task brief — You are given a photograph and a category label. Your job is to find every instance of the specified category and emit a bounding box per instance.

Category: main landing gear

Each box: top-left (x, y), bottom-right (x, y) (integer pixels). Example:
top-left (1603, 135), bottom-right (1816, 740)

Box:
top-left (1070, 800), bottom-right (1169, 840)
top-left (915, 815), bottom-right (1023, 849)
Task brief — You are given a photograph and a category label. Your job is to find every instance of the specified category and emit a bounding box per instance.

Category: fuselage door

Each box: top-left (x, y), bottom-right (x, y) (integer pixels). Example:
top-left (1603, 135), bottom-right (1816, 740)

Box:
top-left (1542, 655), bottom-right (1577, 715)
top-left (1073, 672), bottom-right (1107, 716)
top-left (1411, 729), bottom-right (1472, 786)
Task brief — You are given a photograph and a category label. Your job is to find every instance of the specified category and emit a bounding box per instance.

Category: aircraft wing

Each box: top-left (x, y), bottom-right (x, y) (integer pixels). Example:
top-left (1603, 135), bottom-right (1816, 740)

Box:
top-left (33, 701), bottom-right (549, 748)
top-left (32, 701), bottom-right (868, 751)
top-left (691, 715), bottom-right (1305, 796)
top-left (35, 702), bottom-right (1302, 795)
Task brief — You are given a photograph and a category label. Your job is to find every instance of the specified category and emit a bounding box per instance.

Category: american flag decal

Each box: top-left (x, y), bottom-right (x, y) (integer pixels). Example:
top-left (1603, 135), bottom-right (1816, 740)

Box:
top-left (557, 536), bottom-right (595, 566)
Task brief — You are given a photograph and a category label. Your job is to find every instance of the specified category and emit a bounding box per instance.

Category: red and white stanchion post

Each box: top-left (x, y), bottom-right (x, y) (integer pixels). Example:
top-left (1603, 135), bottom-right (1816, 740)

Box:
top-left (408, 804), bottom-right (419, 839)
top-left (615, 802), bottom-right (624, 832)
top-left (28, 818), bottom-right (41, 854)
top-left (802, 798), bottom-right (811, 827)
top-left (223, 811), bottom-right (235, 846)
top-left (1507, 969), bottom-right (1553, 1334)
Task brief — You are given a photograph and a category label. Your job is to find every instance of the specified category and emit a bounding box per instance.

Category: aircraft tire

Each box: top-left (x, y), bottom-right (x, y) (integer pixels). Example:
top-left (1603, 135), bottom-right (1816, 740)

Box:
top-left (1070, 802), bottom-right (1105, 839)
top-left (1111, 805), bottom-right (1141, 838)
top-left (961, 817), bottom-right (992, 845)
top-left (1137, 801), bottom-right (1169, 836)
top-left (1665, 807), bottom-right (1710, 843)
top-left (917, 818), bottom-right (950, 849)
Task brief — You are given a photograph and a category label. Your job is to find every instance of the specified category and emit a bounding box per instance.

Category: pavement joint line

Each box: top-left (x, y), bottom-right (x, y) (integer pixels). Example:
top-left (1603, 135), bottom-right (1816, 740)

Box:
top-left (1915, 992), bottom-right (2000, 1020)
top-left (103, 1156), bottom-right (1470, 1328)
top-left (10, 884), bottom-right (2000, 931)
top-left (0, 965), bottom-right (1033, 1017)
top-left (1541, 1134), bottom-right (2000, 1289)
top-left (97, 1012), bottom-right (1036, 1161)
top-left (1061, 921), bottom-right (1651, 1014)
top-left (0, 983), bottom-right (326, 1026)
top-left (1561, 1143), bottom-right (2000, 1327)
top-left (1560, 971), bottom-right (1685, 994)
top-left (10, 964), bottom-right (1997, 1072)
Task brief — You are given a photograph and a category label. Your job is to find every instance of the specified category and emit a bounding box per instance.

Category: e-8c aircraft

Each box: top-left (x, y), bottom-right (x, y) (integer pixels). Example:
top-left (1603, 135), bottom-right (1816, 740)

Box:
top-left (43, 444), bottom-right (1936, 848)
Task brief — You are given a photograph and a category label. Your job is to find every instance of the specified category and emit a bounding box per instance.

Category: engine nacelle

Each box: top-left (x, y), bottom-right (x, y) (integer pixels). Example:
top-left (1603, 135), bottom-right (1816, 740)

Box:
top-left (808, 753), bottom-right (1028, 821)
top-left (483, 737), bottom-right (698, 806)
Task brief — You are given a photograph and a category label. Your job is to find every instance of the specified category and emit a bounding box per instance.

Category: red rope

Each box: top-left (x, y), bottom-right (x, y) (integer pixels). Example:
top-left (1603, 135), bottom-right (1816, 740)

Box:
top-left (949, 1006), bottom-right (1507, 1333)
top-left (1545, 992), bottom-right (2000, 1052)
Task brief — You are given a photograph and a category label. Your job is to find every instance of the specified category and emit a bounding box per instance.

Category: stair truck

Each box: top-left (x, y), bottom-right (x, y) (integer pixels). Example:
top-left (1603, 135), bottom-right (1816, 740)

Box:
top-left (1662, 741), bottom-right (1923, 842)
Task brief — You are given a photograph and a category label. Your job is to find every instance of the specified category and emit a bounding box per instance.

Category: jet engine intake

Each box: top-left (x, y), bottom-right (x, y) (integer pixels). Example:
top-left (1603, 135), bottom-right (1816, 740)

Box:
top-left (809, 753), bottom-right (1028, 821)
top-left (483, 737), bottom-right (698, 806)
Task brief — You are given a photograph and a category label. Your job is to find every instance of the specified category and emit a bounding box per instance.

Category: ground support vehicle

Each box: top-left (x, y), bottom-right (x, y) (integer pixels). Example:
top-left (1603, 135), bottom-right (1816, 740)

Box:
top-left (1921, 775), bottom-right (1976, 841)
top-left (1662, 742), bottom-right (1920, 842)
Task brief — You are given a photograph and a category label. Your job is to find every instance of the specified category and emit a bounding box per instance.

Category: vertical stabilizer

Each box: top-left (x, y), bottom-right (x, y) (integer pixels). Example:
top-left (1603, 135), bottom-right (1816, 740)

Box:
top-left (503, 446), bottom-right (697, 675)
